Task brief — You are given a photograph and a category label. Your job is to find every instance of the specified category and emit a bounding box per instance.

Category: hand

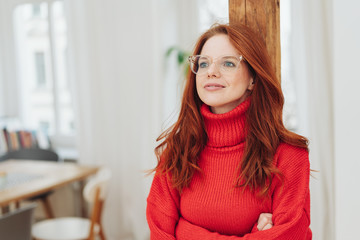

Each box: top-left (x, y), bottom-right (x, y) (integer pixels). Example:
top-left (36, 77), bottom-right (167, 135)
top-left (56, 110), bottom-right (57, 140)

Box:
top-left (257, 213), bottom-right (273, 231)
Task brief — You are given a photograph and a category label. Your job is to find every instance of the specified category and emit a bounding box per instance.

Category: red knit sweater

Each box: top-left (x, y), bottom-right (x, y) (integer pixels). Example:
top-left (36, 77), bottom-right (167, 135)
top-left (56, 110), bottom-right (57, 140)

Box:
top-left (147, 99), bottom-right (312, 239)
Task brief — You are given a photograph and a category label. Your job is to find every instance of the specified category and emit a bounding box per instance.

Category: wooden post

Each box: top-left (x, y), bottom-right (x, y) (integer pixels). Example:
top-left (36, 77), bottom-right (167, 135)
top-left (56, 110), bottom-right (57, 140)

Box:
top-left (229, 0), bottom-right (281, 82)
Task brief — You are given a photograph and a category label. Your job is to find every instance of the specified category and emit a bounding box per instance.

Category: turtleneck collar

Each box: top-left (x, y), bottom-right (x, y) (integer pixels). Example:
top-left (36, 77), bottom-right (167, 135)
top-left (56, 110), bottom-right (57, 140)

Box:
top-left (200, 98), bottom-right (250, 148)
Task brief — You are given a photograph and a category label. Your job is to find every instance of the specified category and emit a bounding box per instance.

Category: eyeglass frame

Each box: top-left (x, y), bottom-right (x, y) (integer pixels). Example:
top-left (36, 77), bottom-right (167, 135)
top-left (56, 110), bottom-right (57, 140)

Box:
top-left (187, 54), bottom-right (245, 75)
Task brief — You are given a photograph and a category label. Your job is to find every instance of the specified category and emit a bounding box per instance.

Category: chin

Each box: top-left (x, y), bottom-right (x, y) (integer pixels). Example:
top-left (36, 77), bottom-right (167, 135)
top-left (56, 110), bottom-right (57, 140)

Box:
top-left (200, 99), bottom-right (223, 107)
top-left (199, 96), bottom-right (226, 107)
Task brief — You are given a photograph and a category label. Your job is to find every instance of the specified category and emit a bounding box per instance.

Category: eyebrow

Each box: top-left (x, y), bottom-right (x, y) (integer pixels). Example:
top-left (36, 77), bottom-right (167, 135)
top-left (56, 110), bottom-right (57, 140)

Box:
top-left (198, 55), bottom-right (240, 60)
top-left (198, 56), bottom-right (209, 59)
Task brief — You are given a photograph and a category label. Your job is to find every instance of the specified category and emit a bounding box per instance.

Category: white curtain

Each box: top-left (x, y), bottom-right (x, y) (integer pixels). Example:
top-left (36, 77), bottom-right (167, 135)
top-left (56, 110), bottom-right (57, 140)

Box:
top-left (66, 0), bottom-right (198, 239)
top-left (67, 0), bottom-right (162, 239)
top-left (290, 0), bottom-right (334, 239)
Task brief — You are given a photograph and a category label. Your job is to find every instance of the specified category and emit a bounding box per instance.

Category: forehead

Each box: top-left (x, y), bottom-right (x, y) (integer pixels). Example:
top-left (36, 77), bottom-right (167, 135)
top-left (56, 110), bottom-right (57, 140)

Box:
top-left (200, 34), bottom-right (239, 57)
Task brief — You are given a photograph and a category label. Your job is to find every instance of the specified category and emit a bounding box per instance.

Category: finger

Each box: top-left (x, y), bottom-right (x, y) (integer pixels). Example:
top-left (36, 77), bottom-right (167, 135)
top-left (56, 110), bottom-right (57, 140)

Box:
top-left (257, 219), bottom-right (266, 230)
top-left (257, 213), bottom-right (273, 230)
top-left (262, 223), bottom-right (273, 230)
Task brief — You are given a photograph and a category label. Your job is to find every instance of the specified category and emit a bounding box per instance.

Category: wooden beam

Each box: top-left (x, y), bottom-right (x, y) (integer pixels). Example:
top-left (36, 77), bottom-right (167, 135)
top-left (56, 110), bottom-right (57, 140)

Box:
top-left (229, 0), bottom-right (281, 82)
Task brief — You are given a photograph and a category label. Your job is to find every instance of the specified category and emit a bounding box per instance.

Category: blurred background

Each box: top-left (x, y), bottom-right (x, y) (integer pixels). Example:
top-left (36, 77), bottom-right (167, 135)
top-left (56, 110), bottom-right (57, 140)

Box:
top-left (0, 0), bottom-right (359, 239)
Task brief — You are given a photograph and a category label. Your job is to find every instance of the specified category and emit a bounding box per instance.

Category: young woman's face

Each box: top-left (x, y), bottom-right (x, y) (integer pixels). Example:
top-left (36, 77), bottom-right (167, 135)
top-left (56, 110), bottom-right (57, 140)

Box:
top-left (196, 34), bottom-right (254, 114)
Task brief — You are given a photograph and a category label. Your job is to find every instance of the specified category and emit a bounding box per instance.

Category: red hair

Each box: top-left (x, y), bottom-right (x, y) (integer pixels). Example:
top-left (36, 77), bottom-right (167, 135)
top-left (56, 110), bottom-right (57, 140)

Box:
top-left (154, 24), bottom-right (308, 196)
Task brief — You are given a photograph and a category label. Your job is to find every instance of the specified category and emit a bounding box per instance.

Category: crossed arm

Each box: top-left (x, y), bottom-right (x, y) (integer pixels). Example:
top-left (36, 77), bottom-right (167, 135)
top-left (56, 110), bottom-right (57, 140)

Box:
top-left (146, 145), bottom-right (311, 239)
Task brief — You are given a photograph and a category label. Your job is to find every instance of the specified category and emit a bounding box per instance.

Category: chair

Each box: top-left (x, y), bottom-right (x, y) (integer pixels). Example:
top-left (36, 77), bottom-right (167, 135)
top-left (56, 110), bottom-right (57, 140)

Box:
top-left (32, 168), bottom-right (112, 240)
top-left (0, 203), bottom-right (37, 240)
top-left (0, 148), bottom-right (60, 218)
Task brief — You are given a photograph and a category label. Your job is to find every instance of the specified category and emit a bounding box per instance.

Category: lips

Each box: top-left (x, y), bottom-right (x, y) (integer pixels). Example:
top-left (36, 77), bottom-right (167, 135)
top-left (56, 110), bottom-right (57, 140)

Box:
top-left (204, 83), bottom-right (225, 90)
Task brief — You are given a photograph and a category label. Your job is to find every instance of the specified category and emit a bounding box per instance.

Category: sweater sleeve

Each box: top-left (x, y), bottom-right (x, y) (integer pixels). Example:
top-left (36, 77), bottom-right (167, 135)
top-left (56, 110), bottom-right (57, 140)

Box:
top-left (175, 144), bottom-right (312, 240)
top-left (146, 171), bottom-right (180, 240)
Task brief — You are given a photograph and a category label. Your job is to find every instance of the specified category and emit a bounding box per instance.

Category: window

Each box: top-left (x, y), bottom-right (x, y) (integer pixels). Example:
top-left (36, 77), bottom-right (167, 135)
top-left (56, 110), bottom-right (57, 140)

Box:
top-left (198, 0), bottom-right (229, 32)
top-left (34, 52), bottom-right (46, 86)
top-left (279, 0), bottom-right (298, 131)
top-left (32, 3), bottom-right (41, 17)
top-left (13, 0), bottom-right (75, 143)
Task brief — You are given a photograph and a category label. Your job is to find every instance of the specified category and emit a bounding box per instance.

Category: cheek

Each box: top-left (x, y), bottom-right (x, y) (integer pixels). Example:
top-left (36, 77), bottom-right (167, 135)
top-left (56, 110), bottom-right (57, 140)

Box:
top-left (232, 72), bottom-right (251, 89)
top-left (195, 77), bottom-right (203, 96)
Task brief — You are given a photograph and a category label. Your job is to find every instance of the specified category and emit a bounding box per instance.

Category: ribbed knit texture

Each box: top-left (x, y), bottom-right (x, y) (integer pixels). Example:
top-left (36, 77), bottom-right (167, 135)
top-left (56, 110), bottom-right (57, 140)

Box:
top-left (147, 99), bottom-right (312, 240)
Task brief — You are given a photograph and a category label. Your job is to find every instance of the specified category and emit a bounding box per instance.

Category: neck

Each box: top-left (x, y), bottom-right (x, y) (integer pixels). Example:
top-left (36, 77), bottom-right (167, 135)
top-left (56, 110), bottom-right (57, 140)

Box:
top-left (210, 93), bottom-right (251, 114)
top-left (201, 98), bottom-right (251, 147)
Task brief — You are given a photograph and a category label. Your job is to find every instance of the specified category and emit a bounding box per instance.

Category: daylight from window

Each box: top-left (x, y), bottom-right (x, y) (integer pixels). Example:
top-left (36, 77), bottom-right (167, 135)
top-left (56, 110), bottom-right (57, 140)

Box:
top-left (198, 0), bottom-right (229, 32)
top-left (13, 0), bottom-right (74, 137)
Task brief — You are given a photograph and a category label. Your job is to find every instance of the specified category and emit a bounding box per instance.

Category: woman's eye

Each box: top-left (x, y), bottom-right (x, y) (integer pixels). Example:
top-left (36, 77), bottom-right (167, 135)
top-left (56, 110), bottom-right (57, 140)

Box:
top-left (199, 62), bottom-right (209, 68)
top-left (224, 61), bottom-right (236, 67)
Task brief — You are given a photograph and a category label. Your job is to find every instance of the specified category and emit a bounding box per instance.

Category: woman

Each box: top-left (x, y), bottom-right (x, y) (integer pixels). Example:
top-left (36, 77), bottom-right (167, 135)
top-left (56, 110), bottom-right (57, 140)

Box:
top-left (147, 23), bottom-right (311, 239)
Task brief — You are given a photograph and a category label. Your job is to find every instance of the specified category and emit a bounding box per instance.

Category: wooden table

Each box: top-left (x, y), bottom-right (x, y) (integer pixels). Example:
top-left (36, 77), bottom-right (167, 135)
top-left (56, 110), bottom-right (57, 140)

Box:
top-left (0, 160), bottom-right (99, 211)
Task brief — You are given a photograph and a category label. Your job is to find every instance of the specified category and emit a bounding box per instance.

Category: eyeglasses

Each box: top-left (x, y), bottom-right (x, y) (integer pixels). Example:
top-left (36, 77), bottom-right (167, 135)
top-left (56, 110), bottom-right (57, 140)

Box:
top-left (188, 55), bottom-right (244, 75)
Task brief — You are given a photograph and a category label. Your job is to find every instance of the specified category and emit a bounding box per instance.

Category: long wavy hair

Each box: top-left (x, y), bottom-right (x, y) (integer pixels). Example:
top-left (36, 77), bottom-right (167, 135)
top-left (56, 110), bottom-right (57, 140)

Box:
top-left (154, 23), bottom-right (308, 196)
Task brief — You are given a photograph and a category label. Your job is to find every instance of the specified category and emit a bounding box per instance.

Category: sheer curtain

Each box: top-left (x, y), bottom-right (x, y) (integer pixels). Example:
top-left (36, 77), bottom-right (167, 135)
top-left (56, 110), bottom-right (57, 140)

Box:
top-left (295, 1), bottom-right (360, 239)
top-left (66, 0), bottom-right (163, 239)
top-left (290, 0), bottom-right (334, 239)
top-left (66, 0), bottom-right (198, 239)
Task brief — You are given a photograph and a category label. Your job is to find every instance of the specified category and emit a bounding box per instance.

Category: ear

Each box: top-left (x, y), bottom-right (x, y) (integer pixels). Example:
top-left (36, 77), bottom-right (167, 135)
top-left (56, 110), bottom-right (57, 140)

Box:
top-left (248, 78), bottom-right (255, 91)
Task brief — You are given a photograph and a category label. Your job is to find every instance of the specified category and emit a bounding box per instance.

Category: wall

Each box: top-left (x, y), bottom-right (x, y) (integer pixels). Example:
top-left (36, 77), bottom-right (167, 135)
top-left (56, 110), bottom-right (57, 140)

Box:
top-left (333, 0), bottom-right (360, 239)
top-left (290, 1), bottom-right (335, 239)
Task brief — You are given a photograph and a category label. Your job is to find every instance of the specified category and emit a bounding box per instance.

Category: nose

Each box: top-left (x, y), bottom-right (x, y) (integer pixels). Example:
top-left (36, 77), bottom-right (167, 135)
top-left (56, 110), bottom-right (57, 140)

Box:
top-left (207, 62), bottom-right (220, 78)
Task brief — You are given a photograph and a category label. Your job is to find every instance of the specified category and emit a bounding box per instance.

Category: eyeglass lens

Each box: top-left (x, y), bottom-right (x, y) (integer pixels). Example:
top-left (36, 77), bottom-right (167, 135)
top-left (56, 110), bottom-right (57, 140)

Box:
top-left (189, 56), bottom-right (241, 75)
